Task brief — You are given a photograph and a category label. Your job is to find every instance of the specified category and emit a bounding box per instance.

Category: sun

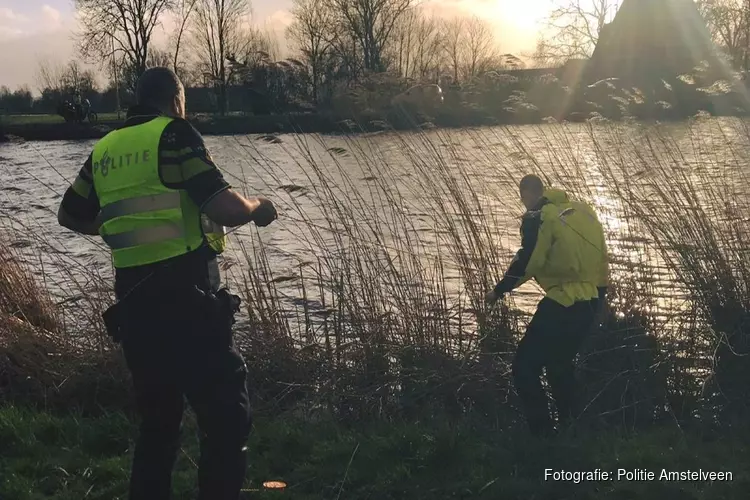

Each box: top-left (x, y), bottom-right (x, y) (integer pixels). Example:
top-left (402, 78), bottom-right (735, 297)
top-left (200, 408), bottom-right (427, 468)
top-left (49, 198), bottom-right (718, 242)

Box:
top-left (464, 0), bottom-right (551, 53)
top-left (498, 0), bottom-right (550, 31)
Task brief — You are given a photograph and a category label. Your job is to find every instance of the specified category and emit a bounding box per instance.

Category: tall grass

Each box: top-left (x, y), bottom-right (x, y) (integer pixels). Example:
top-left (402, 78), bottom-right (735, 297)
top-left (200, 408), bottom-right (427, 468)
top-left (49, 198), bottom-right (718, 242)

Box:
top-left (1, 113), bottom-right (748, 431)
top-left (590, 116), bottom-right (750, 421)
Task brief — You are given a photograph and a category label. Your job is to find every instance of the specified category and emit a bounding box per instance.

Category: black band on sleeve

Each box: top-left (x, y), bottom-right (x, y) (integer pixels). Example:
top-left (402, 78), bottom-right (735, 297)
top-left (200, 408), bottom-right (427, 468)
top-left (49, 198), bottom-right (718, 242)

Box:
top-left (61, 186), bottom-right (100, 222)
top-left (183, 170), bottom-right (231, 208)
top-left (158, 119), bottom-right (231, 204)
top-left (61, 154), bottom-right (100, 221)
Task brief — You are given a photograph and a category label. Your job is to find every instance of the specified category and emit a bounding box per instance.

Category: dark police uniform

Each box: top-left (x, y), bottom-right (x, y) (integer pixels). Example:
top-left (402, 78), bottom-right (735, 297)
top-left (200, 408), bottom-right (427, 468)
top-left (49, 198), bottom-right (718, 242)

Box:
top-left (60, 104), bottom-right (252, 499)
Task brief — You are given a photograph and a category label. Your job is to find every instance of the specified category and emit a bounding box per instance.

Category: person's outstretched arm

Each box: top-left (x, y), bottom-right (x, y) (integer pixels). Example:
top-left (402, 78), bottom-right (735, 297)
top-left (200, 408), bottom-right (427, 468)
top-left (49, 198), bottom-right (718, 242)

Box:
top-left (486, 210), bottom-right (546, 303)
top-left (57, 153), bottom-right (102, 235)
top-left (203, 190), bottom-right (276, 227)
top-left (159, 119), bottom-right (278, 228)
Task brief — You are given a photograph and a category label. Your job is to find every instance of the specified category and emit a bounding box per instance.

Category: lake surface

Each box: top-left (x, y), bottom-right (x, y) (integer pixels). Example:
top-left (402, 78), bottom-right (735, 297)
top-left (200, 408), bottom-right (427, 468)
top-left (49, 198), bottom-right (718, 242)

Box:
top-left (1, 118), bottom-right (746, 339)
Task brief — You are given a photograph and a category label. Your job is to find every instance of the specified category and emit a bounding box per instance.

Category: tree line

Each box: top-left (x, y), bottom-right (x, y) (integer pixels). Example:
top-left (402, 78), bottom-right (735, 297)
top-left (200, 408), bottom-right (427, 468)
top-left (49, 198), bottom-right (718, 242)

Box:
top-left (0, 0), bottom-right (525, 116)
top-left (1, 0), bottom-right (748, 117)
top-left (535, 0), bottom-right (750, 72)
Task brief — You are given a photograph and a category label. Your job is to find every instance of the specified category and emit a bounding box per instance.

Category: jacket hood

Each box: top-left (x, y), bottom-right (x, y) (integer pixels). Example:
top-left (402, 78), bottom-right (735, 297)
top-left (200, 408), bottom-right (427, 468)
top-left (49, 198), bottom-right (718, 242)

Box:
top-left (542, 188), bottom-right (569, 205)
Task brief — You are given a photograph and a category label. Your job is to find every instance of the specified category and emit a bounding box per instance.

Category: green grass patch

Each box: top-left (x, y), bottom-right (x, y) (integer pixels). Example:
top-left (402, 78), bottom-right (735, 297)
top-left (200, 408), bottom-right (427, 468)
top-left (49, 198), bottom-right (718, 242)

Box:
top-left (1, 405), bottom-right (748, 499)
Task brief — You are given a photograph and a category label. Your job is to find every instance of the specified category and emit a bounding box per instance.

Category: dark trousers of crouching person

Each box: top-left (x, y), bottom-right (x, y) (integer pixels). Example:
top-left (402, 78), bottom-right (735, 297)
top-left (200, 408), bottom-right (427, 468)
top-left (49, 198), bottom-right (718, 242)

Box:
top-left (512, 297), bottom-right (599, 435)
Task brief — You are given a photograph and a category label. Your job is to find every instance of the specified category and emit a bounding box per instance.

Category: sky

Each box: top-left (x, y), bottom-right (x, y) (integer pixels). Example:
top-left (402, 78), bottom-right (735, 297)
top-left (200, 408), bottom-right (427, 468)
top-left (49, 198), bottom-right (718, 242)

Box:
top-left (0, 0), bottom-right (552, 91)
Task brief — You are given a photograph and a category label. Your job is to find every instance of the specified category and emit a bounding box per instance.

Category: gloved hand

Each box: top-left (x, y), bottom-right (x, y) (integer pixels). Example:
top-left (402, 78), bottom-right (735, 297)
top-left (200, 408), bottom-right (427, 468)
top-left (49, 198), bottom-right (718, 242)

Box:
top-left (215, 288), bottom-right (241, 323)
top-left (252, 196), bottom-right (277, 227)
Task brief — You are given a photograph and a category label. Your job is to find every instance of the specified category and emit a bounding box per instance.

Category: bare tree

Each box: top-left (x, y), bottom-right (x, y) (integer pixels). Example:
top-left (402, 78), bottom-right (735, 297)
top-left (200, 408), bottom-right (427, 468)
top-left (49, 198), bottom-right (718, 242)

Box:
top-left (388, 6), bottom-right (443, 81)
top-left (390, 7), bottom-right (416, 78)
top-left (235, 26), bottom-right (280, 69)
top-left (325, 0), bottom-right (412, 72)
top-left (35, 59), bottom-right (68, 94)
top-left (149, 48), bottom-right (175, 68)
top-left (173, 0), bottom-right (199, 73)
top-left (75, 0), bottom-right (173, 84)
top-left (529, 38), bottom-right (567, 68)
top-left (411, 13), bottom-right (443, 81)
top-left (325, 19), bottom-right (363, 82)
top-left (191, 0), bottom-right (251, 114)
top-left (537, 0), bottom-right (620, 62)
top-left (256, 24), bottom-right (283, 61)
top-left (463, 16), bottom-right (496, 80)
top-left (113, 48), bottom-right (175, 93)
top-left (65, 61), bottom-right (87, 92)
top-left (441, 17), bottom-right (465, 83)
top-left (36, 59), bottom-right (97, 94)
top-left (698, 0), bottom-right (749, 70)
top-left (287, 0), bottom-right (333, 102)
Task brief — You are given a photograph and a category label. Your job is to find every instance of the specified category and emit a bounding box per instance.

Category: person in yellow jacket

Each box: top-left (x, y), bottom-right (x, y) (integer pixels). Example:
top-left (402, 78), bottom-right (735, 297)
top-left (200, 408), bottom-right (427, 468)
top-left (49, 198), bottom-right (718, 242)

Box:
top-left (57, 67), bottom-right (277, 500)
top-left (486, 174), bottom-right (608, 436)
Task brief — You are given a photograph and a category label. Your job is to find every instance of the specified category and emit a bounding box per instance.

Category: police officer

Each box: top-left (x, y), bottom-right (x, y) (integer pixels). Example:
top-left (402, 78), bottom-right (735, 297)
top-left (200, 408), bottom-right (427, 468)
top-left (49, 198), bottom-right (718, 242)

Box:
top-left (485, 174), bottom-right (608, 436)
top-left (57, 67), bottom-right (277, 499)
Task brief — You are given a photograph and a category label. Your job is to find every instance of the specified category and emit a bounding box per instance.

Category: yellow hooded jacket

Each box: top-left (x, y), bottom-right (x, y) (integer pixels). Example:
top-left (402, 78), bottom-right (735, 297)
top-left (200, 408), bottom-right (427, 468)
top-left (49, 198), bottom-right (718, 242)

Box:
top-left (494, 188), bottom-right (609, 307)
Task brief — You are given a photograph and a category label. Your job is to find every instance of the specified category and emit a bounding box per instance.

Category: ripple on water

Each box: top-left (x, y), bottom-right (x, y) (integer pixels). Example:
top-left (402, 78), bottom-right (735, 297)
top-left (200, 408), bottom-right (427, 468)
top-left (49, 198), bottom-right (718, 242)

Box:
top-left (3, 123), bottom-right (742, 328)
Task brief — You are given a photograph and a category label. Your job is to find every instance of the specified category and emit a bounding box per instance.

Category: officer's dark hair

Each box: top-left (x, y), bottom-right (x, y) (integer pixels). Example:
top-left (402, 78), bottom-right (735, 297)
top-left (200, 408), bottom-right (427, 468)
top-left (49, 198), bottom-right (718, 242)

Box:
top-left (136, 67), bottom-right (183, 110)
top-left (519, 174), bottom-right (544, 196)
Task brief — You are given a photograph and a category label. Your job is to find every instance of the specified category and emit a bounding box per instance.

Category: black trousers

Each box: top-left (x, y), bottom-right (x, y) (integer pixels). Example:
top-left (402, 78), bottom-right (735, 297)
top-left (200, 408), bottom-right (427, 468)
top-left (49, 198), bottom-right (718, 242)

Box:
top-left (120, 287), bottom-right (252, 500)
top-left (512, 297), bottom-right (598, 435)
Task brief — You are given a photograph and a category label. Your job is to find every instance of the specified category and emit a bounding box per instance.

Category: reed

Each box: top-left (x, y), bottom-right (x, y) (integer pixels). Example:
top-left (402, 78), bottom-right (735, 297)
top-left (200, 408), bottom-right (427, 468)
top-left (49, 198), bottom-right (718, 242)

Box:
top-left (0, 112), bottom-right (747, 430)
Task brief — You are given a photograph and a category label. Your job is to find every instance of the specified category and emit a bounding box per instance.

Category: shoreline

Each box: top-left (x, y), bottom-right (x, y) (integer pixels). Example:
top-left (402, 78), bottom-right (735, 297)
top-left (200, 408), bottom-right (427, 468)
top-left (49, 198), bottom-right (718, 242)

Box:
top-left (0, 109), bottom-right (696, 142)
top-left (0, 113), bottom-right (347, 142)
top-left (1, 111), bottom-right (500, 142)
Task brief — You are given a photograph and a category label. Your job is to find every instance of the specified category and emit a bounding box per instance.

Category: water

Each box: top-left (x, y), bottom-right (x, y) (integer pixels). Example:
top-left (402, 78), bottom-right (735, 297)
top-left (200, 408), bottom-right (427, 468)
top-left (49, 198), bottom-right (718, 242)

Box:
top-left (1, 118), bottom-right (746, 338)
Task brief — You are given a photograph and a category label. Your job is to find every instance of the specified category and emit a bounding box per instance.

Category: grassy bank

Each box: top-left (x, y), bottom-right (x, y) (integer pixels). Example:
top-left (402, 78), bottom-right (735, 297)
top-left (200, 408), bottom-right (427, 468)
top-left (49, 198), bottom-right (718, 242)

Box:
top-left (2, 405), bottom-right (748, 500)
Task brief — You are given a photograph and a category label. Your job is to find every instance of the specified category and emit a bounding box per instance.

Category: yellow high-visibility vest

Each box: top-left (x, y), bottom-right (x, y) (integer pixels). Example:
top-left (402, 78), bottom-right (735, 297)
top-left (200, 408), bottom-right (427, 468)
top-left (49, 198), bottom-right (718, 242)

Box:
top-left (91, 116), bottom-right (226, 268)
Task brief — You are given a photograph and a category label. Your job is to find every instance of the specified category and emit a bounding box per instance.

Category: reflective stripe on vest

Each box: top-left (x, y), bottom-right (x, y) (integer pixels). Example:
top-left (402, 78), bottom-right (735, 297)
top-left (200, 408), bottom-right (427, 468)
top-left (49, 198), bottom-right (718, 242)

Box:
top-left (99, 192), bottom-right (182, 223)
top-left (92, 116), bottom-right (226, 268)
top-left (101, 223), bottom-right (185, 249)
